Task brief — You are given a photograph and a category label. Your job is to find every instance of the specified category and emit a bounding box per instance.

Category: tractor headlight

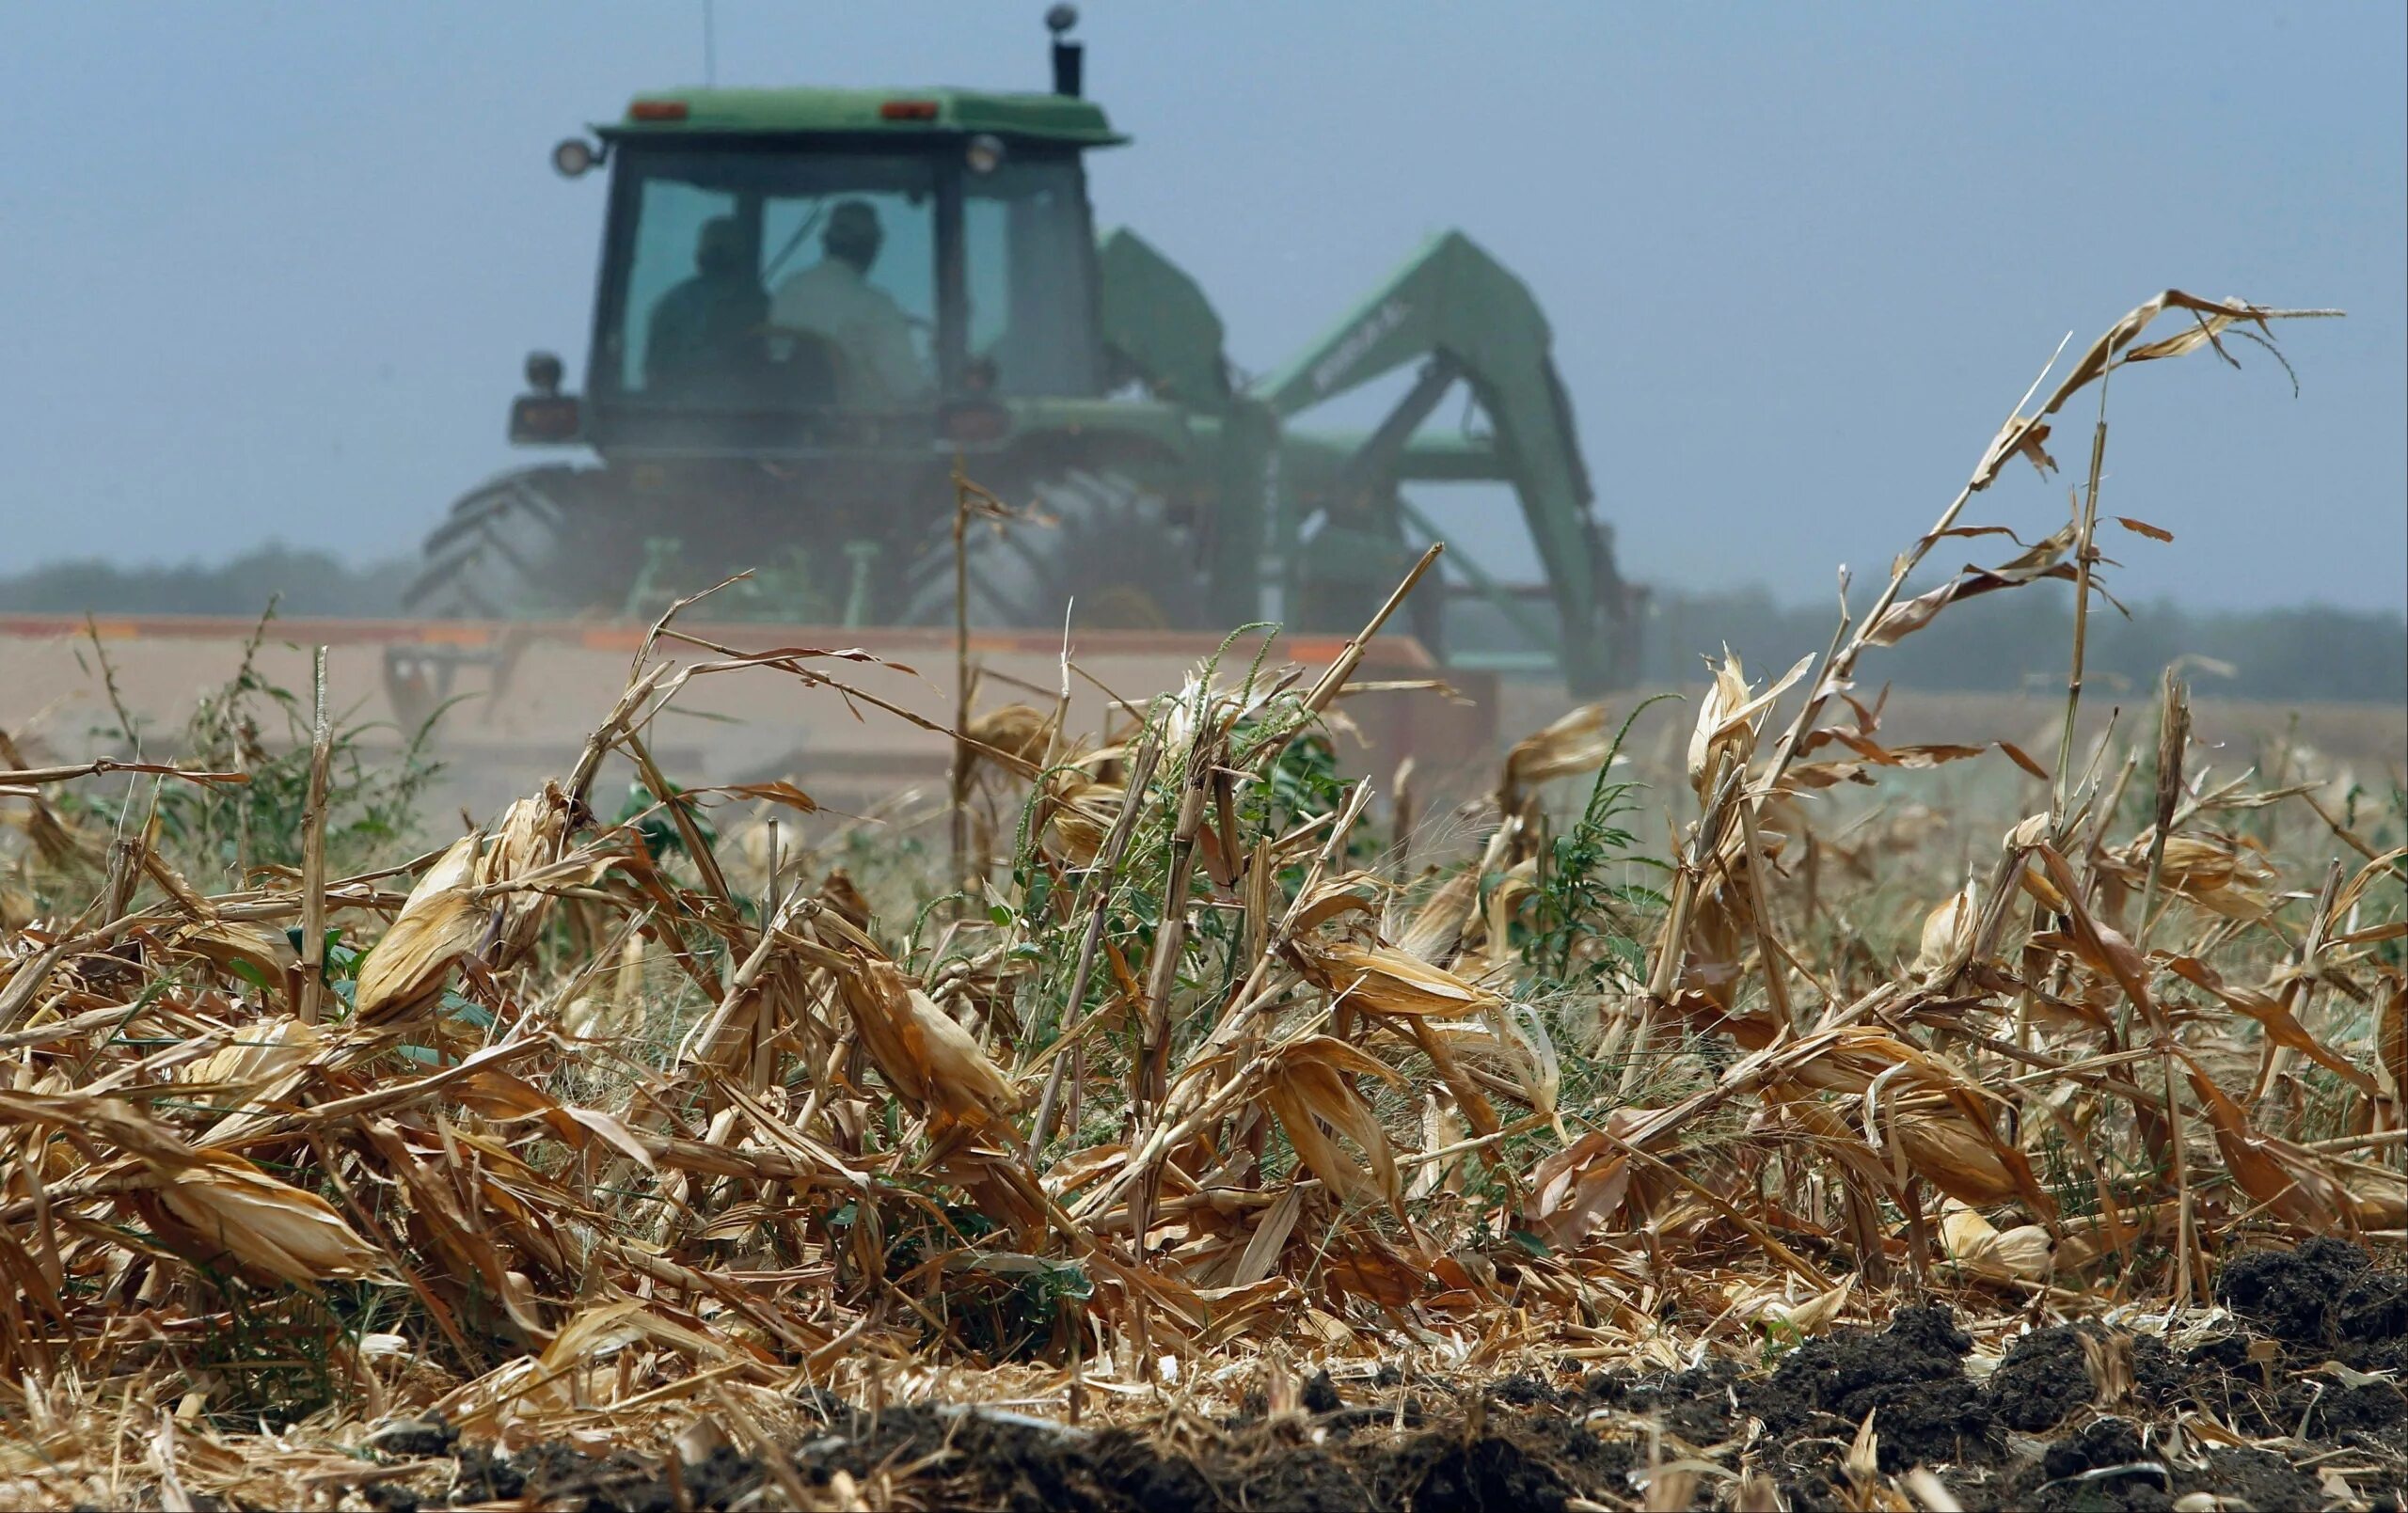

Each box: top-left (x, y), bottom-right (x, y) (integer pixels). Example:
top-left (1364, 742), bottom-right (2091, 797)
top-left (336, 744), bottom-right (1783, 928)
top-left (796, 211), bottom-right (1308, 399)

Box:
top-left (965, 134), bottom-right (1006, 175)
top-left (551, 137), bottom-right (597, 178)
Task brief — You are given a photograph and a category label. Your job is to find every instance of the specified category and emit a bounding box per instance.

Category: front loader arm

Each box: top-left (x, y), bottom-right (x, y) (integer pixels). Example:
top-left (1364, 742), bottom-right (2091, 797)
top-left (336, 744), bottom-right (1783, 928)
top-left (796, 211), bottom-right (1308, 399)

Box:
top-left (1254, 231), bottom-right (1635, 692)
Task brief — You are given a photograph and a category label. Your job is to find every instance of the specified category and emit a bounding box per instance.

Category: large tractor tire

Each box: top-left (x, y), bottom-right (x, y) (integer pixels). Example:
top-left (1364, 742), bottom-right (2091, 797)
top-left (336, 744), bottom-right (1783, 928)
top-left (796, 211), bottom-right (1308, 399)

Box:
top-left (411, 464), bottom-right (1208, 633)
top-left (403, 466), bottom-right (642, 618)
top-left (902, 468), bottom-right (1209, 632)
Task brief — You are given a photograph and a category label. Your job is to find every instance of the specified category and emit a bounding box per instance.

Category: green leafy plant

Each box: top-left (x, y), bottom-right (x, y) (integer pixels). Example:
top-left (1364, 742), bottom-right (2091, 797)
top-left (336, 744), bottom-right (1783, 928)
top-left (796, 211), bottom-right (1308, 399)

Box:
top-left (1522, 700), bottom-right (1670, 989)
top-left (73, 607), bottom-right (440, 883)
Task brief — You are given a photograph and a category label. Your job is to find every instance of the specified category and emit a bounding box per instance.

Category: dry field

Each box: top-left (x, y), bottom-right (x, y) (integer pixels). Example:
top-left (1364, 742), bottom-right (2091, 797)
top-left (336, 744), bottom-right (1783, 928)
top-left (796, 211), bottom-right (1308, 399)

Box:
top-left (0, 291), bottom-right (2400, 1513)
top-left (1503, 684), bottom-right (2405, 801)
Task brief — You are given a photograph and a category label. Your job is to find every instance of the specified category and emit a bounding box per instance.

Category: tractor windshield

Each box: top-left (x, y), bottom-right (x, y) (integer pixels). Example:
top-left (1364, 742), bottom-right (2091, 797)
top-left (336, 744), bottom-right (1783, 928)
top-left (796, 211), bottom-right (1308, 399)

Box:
top-left (593, 139), bottom-right (1101, 424)
top-left (601, 146), bottom-right (939, 412)
top-left (962, 156), bottom-right (1099, 397)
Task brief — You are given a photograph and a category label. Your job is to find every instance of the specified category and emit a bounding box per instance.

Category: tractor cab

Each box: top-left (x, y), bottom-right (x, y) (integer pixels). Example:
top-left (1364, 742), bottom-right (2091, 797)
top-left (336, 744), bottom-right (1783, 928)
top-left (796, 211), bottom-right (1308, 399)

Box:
top-left (420, 6), bottom-right (1639, 690)
top-left (517, 20), bottom-right (1121, 456)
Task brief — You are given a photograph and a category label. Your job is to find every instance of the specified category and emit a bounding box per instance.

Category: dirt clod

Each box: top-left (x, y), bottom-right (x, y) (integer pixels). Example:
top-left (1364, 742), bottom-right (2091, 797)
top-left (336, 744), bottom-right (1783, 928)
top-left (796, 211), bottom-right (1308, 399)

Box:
top-left (1747, 1302), bottom-right (2002, 1474)
top-left (1303, 1368), bottom-right (1345, 1414)
top-left (2217, 1235), bottom-right (2408, 1364)
top-left (1484, 1372), bottom-right (1555, 1408)
top-left (1988, 1324), bottom-right (2099, 1431)
top-left (2036, 1414), bottom-right (2149, 1482)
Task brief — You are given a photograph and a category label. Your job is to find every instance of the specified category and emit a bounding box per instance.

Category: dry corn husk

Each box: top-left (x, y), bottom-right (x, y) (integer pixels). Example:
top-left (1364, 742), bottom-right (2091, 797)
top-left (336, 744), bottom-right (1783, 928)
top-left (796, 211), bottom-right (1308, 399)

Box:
top-left (1043, 779), bottom-right (1123, 865)
top-left (565, 930), bottom-right (649, 1040)
top-left (1291, 872), bottom-right (1384, 935)
top-left (483, 780), bottom-right (575, 963)
top-left (967, 703), bottom-right (1054, 770)
top-left (1892, 1101), bottom-right (2031, 1207)
top-left (1521, 1127), bottom-right (1635, 1249)
top-left (1260, 1035), bottom-right (1402, 1209)
top-left (356, 788), bottom-right (583, 1020)
top-left (1939, 1202), bottom-right (2053, 1280)
top-left (150, 1153), bottom-right (385, 1284)
top-left (354, 833), bottom-right (487, 1023)
top-left (2102, 830), bottom-right (2276, 919)
top-left (168, 920), bottom-right (297, 998)
top-left (1687, 649), bottom-right (1814, 796)
top-left (2378, 970), bottom-right (2406, 1111)
top-left (1726, 1274), bottom-right (1854, 1336)
top-left (1292, 938), bottom-right (1501, 1018)
top-left (1773, 1030), bottom-right (2046, 1209)
top-left (180, 1016), bottom-right (325, 1094)
top-left (1910, 879), bottom-right (1978, 981)
top-left (1500, 702), bottom-right (1612, 807)
top-left (2178, 1051), bottom-right (2354, 1229)
top-left (834, 955), bottom-right (1019, 1128)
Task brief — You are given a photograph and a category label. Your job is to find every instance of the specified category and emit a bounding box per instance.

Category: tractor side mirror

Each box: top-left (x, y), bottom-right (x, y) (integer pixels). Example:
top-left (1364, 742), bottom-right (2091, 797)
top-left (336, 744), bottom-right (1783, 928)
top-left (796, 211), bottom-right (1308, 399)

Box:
top-left (513, 352), bottom-right (578, 445)
top-left (511, 393), bottom-right (581, 445)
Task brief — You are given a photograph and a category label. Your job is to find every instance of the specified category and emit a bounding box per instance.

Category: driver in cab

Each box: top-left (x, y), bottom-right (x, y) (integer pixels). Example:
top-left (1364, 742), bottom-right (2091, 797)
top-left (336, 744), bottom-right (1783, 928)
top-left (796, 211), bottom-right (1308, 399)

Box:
top-left (770, 199), bottom-right (928, 409)
top-left (642, 215), bottom-right (769, 401)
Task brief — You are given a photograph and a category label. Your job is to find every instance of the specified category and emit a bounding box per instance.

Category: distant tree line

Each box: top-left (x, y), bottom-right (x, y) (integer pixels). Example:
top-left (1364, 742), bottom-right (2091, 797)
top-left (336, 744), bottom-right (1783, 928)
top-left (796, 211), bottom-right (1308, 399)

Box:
top-left (1643, 581), bottom-right (2405, 704)
top-left (0, 544), bottom-right (2397, 704)
top-left (0, 546), bottom-right (414, 620)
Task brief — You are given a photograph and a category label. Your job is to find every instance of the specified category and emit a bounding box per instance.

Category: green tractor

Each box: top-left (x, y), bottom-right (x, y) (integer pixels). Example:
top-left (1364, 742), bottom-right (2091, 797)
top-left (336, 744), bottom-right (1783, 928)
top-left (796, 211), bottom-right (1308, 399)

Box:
top-left (409, 8), bottom-right (1641, 692)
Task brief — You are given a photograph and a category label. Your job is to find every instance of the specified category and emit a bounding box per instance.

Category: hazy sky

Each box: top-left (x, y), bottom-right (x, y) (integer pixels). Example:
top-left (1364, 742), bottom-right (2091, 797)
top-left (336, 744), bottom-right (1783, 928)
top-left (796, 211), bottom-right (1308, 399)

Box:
top-left (4, 3), bottom-right (2401, 611)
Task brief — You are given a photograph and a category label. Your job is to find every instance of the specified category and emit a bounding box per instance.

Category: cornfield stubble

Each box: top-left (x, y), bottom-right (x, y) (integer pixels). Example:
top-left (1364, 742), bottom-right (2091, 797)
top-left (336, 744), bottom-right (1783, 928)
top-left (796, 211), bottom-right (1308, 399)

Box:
top-left (0, 291), bottom-right (2400, 1511)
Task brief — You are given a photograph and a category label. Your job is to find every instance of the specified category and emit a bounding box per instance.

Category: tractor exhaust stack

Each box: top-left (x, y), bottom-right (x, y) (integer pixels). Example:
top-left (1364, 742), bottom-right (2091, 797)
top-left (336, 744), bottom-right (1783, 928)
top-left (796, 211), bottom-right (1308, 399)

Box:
top-left (1046, 5), bottom-right (1084, 97)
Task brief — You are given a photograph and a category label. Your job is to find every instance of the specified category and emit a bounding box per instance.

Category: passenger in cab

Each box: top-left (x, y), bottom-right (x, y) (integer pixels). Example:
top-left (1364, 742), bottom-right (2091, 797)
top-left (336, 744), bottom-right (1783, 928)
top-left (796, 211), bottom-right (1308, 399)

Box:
top-left (770, 200), bottom-right (927, 408)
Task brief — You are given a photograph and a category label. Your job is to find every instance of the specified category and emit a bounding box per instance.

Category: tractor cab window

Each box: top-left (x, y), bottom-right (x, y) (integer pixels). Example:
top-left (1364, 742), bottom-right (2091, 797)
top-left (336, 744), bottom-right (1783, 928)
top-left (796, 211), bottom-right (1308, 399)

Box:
top-left (962, 157), bottom-right (1100, 397)
top-left (606, 148), bottom-right (938, 411)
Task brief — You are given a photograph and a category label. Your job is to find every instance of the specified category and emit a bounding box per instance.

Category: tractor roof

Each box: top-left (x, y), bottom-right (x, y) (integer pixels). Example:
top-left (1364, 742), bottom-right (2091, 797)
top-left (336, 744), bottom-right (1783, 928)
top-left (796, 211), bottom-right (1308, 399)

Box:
top-left (604, 87), bottom-right (1126, 147)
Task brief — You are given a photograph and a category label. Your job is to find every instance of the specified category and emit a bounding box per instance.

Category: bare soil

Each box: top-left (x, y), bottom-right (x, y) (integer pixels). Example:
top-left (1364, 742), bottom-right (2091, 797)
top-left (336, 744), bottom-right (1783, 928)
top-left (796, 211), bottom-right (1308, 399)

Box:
top-left (328, 1241), bottom-right (2407, 1512)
